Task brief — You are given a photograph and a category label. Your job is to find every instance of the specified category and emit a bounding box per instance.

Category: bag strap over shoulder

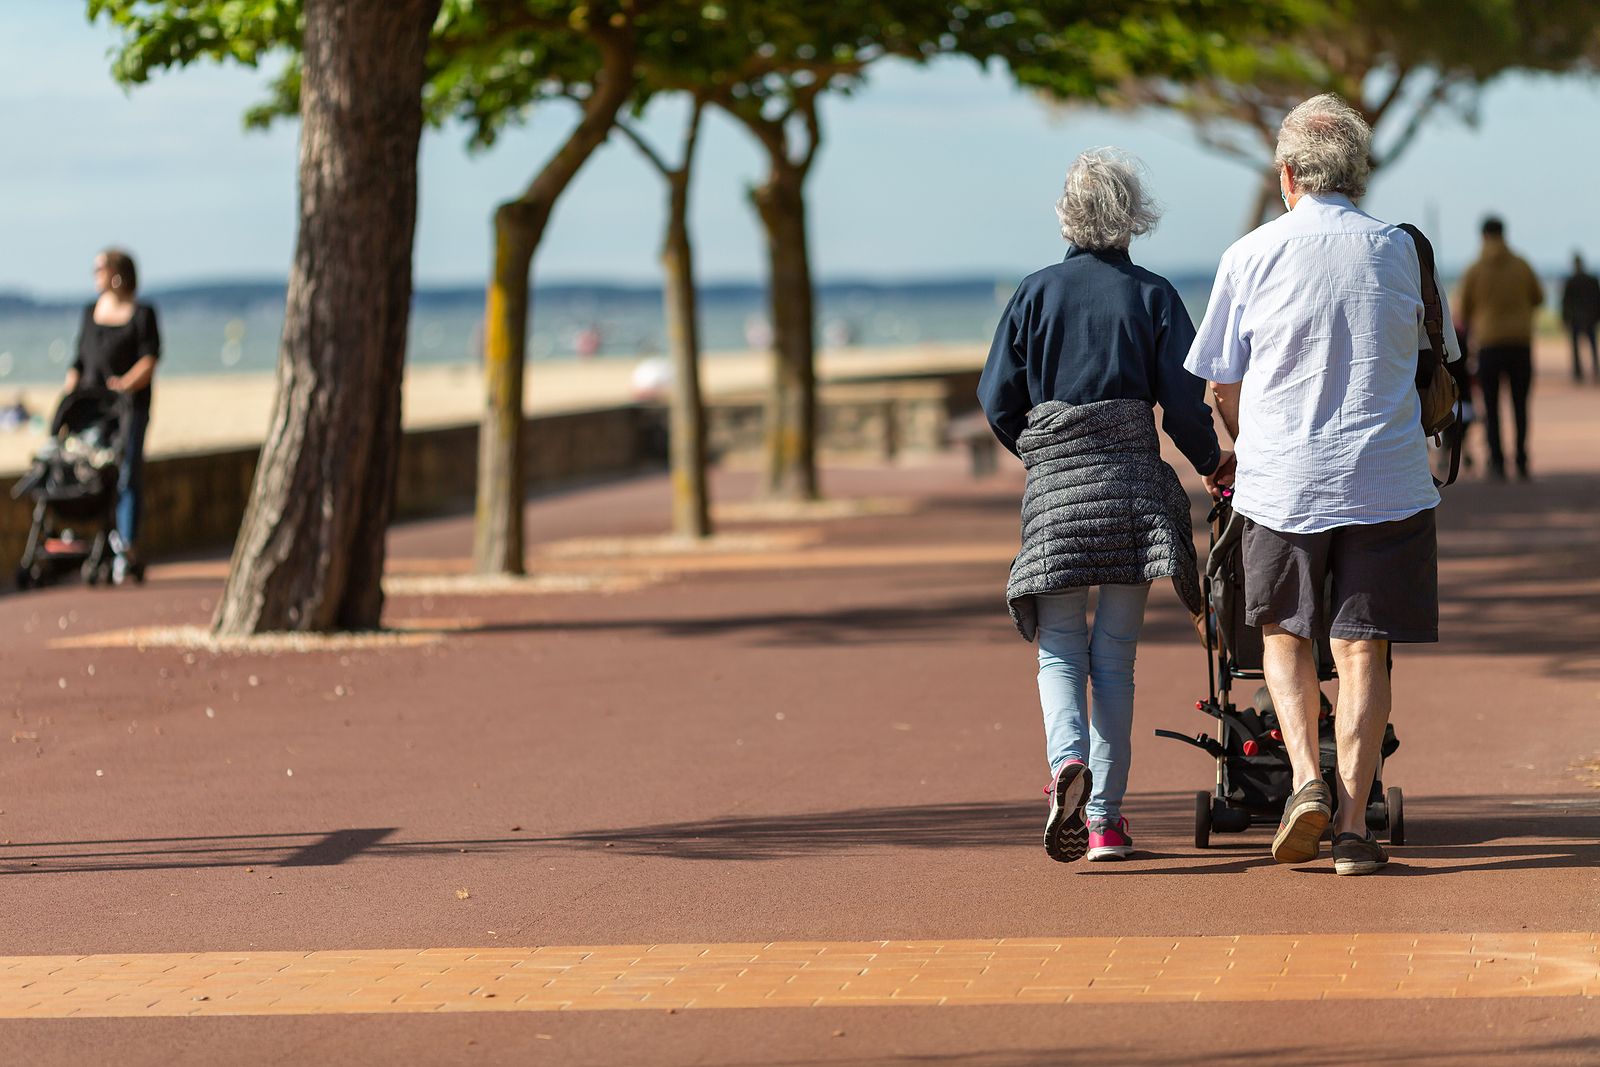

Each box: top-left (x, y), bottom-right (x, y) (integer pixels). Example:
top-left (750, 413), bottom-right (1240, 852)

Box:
top-left (1398, 222), bottom-right (1462, 488)
top-left (1398, 223), bottom-right (1447, 386)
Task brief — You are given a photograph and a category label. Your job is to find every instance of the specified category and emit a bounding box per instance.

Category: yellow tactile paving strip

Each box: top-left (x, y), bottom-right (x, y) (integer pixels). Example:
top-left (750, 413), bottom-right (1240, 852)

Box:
top-left (2, 933), bottom-right (1596, 1018)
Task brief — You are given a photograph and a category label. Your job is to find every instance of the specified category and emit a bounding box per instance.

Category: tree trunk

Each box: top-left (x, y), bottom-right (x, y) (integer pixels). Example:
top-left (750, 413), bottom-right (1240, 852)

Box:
top-left (212, 0), bottom-right (438, 636)
top-left (662, 170), bottom-right (711, 538)
top-left (473, 29), bottom-right (637, 574)
top-left (473, 203), bottom-right (541, 575)
top-left (751, 164), bottom-right (818, 501)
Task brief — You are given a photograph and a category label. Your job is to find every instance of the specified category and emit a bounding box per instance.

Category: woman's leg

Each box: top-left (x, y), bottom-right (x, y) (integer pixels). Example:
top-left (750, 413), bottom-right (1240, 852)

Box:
top-left (1035, 589), bottom-right (1091, 775)
top-left (1085, 582), bottom-right (1151, 821)
top-left (116, 405), bottom-right (149, 555)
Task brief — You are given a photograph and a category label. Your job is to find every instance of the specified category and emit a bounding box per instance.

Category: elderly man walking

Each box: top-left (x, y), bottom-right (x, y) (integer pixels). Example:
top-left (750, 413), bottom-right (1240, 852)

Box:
top-left (1185, 94), bottom-right (1460, 876)
top-left (1459, 218), bottom-right (1544, 479)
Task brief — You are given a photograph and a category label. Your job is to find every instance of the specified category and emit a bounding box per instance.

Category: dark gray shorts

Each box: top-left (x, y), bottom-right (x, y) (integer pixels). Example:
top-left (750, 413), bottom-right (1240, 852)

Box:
top-left (1242, 509), bottom-right (1438, 643)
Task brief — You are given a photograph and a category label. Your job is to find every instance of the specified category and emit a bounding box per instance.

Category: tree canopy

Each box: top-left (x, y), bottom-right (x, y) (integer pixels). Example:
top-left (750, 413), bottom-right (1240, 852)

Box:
top-left (1113, 0), bottom-right (1600, 224)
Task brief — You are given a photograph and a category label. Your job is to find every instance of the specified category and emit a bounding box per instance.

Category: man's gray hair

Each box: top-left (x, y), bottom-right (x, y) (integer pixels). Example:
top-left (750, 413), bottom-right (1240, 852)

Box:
top-left (1055, 148), bottom-right (1160, 250)
top-left (1275, 93), bottom-right (1372, 200)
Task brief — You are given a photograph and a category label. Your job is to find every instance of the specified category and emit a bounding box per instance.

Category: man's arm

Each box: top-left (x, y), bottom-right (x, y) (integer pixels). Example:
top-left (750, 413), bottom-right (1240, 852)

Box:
top-left (1206, 380), bottom-right (1242, 496)
top-left (1154, 293), bottom-right (1219, 476)
top-left (1434, 267), bottom-right (1464, 363)
top-left (1210, 380), bottom-right (1242, 441)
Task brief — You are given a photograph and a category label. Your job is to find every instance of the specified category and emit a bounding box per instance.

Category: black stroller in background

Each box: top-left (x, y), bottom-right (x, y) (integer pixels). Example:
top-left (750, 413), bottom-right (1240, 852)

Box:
top-left (1157, 491), bottom-right (1403, 847)
top-left (11, 388), bottom-right (137, 589)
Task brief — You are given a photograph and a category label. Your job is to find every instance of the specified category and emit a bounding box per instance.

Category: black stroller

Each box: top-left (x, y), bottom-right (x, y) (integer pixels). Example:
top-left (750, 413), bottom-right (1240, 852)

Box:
top-left (11, 388), bottom-right (137, 589)
top-left (1156, 491), bottom-right (1403, 847)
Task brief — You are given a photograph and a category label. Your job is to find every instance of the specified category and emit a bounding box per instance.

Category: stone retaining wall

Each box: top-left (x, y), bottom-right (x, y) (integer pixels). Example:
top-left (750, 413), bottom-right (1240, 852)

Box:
top-left (0, 368), bottom-right (981, 578)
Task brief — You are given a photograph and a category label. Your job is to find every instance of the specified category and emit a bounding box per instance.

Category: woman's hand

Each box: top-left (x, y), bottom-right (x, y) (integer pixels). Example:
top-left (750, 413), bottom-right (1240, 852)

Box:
top-left (106, 376), bottom-right (124, 391)
top-left (1203, 450), bottom-right (1237, 499)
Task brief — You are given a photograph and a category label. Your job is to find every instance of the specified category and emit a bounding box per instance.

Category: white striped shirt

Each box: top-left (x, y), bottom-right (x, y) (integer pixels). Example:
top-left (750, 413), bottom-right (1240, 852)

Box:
top-left (1184, 194), bottom-right (1462, 534)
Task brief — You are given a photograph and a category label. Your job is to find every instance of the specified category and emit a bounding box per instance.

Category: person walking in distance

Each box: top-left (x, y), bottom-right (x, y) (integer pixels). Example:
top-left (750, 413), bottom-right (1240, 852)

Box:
top-left (66, 248), bottom-right (160, 582)
top-left (1185, 94), bottom-right (1461, 875)
top-left (981, 148), bottom-right (1222, 865)
top-left (1457, 218), bottom-right (1544, 480)
top-left (1560, 253), bottom-right (1600, 383)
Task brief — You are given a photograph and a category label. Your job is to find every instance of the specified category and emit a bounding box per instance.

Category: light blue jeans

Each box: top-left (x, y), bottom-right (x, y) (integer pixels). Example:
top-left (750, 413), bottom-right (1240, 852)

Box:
top-left (1036, 583), bottom-right (1151, 821)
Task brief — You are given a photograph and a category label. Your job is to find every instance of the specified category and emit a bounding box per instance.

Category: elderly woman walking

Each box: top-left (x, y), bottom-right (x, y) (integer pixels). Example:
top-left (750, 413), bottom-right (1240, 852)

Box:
top-left (980, 149), bottom-right (1223, 864)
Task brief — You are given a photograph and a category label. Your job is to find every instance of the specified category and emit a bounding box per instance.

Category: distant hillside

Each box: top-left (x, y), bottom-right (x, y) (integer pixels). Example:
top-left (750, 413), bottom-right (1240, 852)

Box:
top-left (0, 275), bottom-right (1036, 314)
top-left (2, 271), bottom-right (1233, 315)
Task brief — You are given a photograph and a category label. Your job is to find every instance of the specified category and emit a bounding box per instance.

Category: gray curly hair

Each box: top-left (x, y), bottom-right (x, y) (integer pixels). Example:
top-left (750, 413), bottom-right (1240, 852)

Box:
top-left (1275, 93), bottom-right (1372, 200)
top-left (1054, 148), bottom-right (1159, 251)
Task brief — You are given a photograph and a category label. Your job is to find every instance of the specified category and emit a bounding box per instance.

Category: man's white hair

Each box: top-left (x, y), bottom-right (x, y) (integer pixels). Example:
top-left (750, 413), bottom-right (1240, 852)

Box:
top-left (1054, 148), bottom-right (1159, 251)
top-left (1275, 93), bottom-right (1372, 200)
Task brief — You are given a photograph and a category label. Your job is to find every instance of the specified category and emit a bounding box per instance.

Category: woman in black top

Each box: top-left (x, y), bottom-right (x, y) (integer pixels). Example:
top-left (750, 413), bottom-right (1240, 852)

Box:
top-left (66, 248), bottom-right (160, 581)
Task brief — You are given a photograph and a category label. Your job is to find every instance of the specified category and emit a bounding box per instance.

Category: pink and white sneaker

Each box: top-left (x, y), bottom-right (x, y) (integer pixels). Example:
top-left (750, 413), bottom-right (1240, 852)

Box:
top-left (1043, 760), bottom-right (1091, 863)
top-left (1087, 817), bottom-right (1134, 861)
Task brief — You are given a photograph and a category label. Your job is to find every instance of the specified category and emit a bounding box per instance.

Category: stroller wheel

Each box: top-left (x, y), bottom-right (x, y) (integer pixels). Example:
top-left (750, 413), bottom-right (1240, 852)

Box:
top-left (15, 565), bottom-right (33, 591)
top-left (83, 560), bottom-right (100, 586)
top-left (1194, 790), bottom-right (1213, 849)
top-left (1387, 786), bottom-right (1405, 846)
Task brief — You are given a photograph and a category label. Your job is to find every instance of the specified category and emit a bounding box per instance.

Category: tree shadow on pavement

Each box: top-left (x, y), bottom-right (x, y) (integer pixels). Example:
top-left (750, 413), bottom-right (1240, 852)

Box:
top-left (8, 793), bottom-right (1596, 874)
top-left (436, 589), bottom-right (1206, 650)
top-left (451, 596), bottom-right (1011, 647)
top-left (700, 1033), bottom-right (1600, 1067)
top-left (1431, 472), bottom-right (1600, 678)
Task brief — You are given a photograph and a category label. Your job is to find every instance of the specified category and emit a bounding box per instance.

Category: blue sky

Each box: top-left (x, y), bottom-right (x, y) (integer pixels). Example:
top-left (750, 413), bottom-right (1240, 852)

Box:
top-left (3, 7), bottom-right (1599, 297)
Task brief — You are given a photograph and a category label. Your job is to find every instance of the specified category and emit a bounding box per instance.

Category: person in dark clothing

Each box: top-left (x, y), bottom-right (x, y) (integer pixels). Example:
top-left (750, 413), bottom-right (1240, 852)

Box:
top-left (65, 248), bottom-right (160, 582)
top-left (980, 148), bottom-right (1222, 866)
top-left (1561, 253), bottom-right (1600, 383)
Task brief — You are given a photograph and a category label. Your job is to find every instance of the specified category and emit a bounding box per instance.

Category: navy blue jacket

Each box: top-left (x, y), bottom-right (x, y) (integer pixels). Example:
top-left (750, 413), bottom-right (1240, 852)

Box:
top-left (978, 246), bottom-right (1220, 475)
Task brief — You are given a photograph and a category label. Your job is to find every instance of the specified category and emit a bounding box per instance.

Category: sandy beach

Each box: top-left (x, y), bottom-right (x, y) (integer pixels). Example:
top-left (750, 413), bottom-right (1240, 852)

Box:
top-left (0, 342), bottom-right (986, 475)
top-left (4, 336), bottom-right (1585, 476)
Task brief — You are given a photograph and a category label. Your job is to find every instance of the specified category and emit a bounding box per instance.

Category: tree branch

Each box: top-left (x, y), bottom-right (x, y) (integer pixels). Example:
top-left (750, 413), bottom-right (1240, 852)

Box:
top-left (1365, 63), bottom-right (1413, 128)
top-left (1372, 72), bottom-right (1459, 170)
top-left (708, 83), bottom-right (789, 158)
top-left (795, 82), bottom-right (826, 173)
top-left (681, 92), bottom-right (706, 170)
top-left (514, 19), bottom-right (637, 206)
top-left (614, 115), bottom-right (672, 177)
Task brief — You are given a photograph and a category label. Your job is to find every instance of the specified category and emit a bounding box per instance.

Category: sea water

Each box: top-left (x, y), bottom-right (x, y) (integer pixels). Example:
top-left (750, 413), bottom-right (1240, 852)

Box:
top-left (0, 276), bottom-right (1218, 387)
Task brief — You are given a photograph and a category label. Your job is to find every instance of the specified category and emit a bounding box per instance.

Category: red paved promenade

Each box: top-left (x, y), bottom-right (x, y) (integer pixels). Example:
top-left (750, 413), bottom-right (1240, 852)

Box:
top-left (2, 357), bottom-right (1598, 1064)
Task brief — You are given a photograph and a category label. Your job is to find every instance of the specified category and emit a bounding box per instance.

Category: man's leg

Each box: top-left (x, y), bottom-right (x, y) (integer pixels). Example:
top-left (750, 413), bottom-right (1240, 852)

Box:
top-left (1572, 327), bottom-right (1585, 382)
top-left (1508, 345), bottom-right (1534, 477)
top-left (1587, 325), bottom-right (1600, 381)
top-left (1324, 507), bottom-right (1436, 873)
top-left (1261, 626), bottom-right (1322, 791)
top-left (1243, 520), bottom-right (1334, 862)
top-left (1328, 638), bottom-right (1392, 836)
top-left (1476, 347), bottom-right (1506, 476)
